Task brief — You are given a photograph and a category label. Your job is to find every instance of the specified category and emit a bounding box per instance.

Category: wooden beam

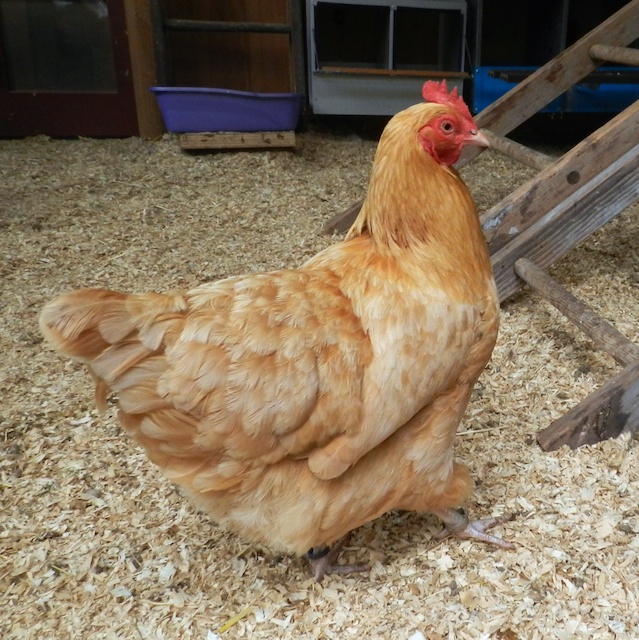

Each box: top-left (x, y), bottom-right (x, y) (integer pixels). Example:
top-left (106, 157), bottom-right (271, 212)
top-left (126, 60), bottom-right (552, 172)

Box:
top-left (322, 201), bottom-right (361, 235)
top-left (491, 143), bottom-right (639, 302)
top-left (318, 67), bottom-right (468, 79)
top-left (482, 100), bottom-right (639, 254)
top-left (163, 18), bottom-right (292, 34)
top-left (124, 0), bottom-right (165, 139)
top-left (289, 0), bottom-right (307, 97)
top-left (179, 131), bottom-right (296, 150)
top-left (537, 360), bottom-right (639, 451)
top-left (514, 259), bottom-right (639, 367)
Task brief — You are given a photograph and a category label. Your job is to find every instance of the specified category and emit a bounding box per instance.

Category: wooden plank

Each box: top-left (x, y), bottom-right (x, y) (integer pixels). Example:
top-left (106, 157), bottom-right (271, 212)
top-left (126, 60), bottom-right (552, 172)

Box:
top-left (483, 130), bottom-right (553, 171)
top-left (164, 18), bottom-right (292, 34)
top-left (537, 360), bottom-right (639, 451)
top-left (124, 0), bottom-right (165, 139)
top-left (318, 67), bottom-right (468, 79)
top-left (179, 131), bottom-right (296, 150)
top-left (590, 43), bottom-right (639, 66)
top-left (289, 0), bottom-right (307, 97)
top-left (514, 259), bottom-right (639, 367)
top-left (482, 100), bottom-right (639, 254)
top-left (491, 143), bottom-right (639, 302)
top-left (323, 201), bottom-right (362, 235)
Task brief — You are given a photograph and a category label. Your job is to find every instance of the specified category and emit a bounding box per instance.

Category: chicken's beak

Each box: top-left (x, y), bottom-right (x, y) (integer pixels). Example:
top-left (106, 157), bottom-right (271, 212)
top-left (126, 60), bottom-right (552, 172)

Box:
top-left (467, 128), bottom-right (490, 148)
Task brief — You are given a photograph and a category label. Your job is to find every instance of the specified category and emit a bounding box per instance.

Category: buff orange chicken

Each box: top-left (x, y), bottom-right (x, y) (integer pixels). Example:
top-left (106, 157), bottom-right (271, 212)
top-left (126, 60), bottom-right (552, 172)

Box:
top-left (40, 81), bottom-right (512, 581)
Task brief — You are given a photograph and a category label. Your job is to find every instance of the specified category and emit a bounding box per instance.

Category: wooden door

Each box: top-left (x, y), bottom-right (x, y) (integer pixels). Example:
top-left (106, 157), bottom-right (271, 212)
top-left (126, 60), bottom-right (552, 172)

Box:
top-left (163, 0), bottom-right (294, 93)
top-left (0, 0), bottom-right (138, 137)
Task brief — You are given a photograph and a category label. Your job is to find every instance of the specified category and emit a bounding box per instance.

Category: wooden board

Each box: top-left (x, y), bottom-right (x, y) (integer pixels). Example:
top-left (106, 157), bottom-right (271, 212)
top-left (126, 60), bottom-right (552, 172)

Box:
top-left (482, 130), bottom-right (552, 171)
top-left (537, 360), bottom-right (639, 451)
top-left (318, 67), bottom-right (468, 79)
top-left (516, 258), bottom-right (639, 453)
top-left (124, 0), bottom-right (165, 139)
top-left (481, 101), bottom-right (639, 255)
top-left (179, 131), bottom-right (296, 150)
top-left (491, 143), bottom-right (639, 302)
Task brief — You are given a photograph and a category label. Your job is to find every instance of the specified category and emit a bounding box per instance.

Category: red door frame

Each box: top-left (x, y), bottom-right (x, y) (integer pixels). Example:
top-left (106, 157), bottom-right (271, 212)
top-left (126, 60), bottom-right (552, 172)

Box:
top-left (0, 0), bottom-right (138, 137)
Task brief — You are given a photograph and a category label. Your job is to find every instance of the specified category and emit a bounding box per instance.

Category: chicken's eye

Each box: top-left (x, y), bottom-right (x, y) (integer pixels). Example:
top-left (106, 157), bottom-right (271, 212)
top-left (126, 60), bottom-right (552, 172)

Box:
top-left (440, 120), bottom-right (455, 134)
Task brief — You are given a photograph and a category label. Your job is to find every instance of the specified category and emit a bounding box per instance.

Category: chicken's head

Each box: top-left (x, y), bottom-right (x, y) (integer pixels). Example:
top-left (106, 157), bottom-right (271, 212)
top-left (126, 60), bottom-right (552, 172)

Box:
top-left (417, 80), bottom-right (488, 166)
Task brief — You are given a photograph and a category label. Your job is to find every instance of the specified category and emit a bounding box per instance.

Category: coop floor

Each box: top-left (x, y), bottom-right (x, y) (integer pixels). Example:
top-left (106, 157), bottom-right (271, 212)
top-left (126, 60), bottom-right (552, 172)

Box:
top-left (1, 123), bottom-right (638, 640)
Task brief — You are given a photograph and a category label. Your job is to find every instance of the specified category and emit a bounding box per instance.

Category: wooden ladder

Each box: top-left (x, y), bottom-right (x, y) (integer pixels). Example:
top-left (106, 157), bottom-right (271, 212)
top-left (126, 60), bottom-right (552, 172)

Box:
top-left (326, 0), bottom-right (639, 451)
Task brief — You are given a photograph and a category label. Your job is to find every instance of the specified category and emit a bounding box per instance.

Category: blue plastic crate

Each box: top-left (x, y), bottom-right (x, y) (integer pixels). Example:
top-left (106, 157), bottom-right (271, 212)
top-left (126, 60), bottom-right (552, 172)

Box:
top-left (472, 66), bottom-right (639, 114)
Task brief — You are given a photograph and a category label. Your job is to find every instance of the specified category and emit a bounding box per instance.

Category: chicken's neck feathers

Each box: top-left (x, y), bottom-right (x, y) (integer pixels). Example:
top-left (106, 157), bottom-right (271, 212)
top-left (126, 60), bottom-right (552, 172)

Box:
top-left (348, 142), bottom-right (487, 269)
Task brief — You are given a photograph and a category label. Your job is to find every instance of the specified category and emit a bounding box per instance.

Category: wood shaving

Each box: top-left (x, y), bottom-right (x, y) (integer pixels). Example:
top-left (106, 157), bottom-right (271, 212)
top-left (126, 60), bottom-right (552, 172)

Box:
top-left (1, 123), bottom-right (638, 640)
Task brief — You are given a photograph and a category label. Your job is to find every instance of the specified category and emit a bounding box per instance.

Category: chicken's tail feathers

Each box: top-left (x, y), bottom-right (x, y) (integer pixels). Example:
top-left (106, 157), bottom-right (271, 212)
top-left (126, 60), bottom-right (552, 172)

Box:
top-left (40, 288), bottom-right (189, 413)
top-left (40, 288), bottom-right (189, 360)
top-left (40, 289), bottom-right (235, 488)
top-left (40, 288), bottom-right (123, 361)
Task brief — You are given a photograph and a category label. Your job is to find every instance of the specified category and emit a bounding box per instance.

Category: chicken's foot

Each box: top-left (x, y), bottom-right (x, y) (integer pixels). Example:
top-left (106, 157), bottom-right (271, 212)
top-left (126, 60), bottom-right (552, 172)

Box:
top-left (431, 507), bottom-right (515, 549)
top-left (306, 535), bottom-right (368, 582)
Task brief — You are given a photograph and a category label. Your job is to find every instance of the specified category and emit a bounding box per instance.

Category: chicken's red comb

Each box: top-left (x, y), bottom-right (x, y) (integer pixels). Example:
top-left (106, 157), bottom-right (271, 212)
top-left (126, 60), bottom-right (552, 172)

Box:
top-left (422, 80), bottom-right (472, 120)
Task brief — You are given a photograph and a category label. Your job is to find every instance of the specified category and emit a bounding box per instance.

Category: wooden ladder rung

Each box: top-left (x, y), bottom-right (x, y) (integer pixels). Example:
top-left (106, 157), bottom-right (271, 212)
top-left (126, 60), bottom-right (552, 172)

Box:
top-left (517, 257), bottom-right (639, 451)
top-left (589, 43), bottom-right (639, 66)
top-left (319, 67), bottom-right (469, 79)
top-left (163, 18), bottom-right (292, 35)
top-left (514, 258), bottom-right (639, 367)
top-left (482, 129), bottom-right (553, 171)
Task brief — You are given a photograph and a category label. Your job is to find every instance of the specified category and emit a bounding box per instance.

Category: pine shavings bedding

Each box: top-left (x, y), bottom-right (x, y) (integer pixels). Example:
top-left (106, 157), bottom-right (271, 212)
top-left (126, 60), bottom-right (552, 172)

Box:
top-left (1, 125), bottom-right (638, 640)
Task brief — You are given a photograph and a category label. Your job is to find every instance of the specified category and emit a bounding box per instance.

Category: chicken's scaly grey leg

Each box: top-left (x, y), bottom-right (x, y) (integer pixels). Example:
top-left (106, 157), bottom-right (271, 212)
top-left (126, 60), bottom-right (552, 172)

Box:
top-left (306, 535), bottom-right (369, 582)
top-left (430, 507), bottom-right (515, 549)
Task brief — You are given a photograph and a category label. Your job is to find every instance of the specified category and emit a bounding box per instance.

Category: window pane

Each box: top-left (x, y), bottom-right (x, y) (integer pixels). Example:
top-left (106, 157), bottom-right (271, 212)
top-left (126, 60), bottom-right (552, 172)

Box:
top-left (0, 0), bottom-right (117, 92)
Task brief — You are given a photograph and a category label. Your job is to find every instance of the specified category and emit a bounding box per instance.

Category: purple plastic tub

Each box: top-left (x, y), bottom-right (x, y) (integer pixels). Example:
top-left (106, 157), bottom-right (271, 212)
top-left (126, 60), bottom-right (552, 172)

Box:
top-left (150, 87), bottom-right (302, 133)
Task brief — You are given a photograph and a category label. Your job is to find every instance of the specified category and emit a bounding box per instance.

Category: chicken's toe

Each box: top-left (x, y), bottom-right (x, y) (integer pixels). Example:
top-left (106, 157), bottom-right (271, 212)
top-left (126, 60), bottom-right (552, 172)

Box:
top-left (306, 536), bottom-right (369, 582)
top-left (431, 507), bottom-right (515, 549)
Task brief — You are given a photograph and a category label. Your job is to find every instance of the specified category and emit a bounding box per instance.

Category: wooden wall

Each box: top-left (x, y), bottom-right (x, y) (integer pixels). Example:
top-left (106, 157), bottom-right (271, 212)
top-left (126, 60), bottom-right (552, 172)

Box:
top-left (163, 0), bottom-right (294, 93)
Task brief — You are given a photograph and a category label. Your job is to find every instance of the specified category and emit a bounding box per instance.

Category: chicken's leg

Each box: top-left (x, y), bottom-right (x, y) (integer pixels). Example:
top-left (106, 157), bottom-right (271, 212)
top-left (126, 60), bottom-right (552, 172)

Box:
top-left (430, 508), bottom-right (515, 549)
top-left (306, 535), bottom-right (369, 582)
